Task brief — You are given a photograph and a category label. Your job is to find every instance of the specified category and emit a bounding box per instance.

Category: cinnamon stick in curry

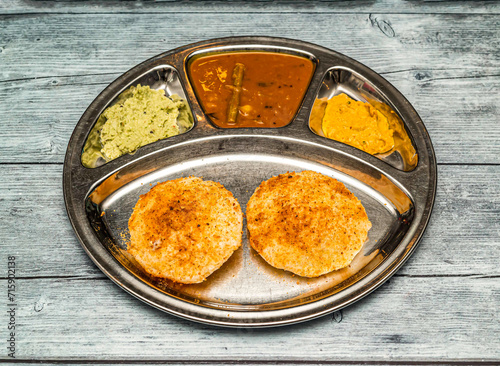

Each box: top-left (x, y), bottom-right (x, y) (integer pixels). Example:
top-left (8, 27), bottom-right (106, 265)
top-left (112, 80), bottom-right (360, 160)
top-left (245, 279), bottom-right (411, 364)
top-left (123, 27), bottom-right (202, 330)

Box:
top-left (227, 63), bottom-right (245, 124)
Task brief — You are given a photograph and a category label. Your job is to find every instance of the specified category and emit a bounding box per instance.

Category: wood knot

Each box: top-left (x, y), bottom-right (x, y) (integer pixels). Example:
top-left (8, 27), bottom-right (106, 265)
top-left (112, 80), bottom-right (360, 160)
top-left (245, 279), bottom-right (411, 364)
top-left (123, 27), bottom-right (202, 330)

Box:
top-left (369, 14), bottom-right (396, 38)
top-left (332, 310), bottom-right (343, 323)
top-left (415, 71), bottom-right (432, 81)
top-left (34, 298), bottom-right (45, 313)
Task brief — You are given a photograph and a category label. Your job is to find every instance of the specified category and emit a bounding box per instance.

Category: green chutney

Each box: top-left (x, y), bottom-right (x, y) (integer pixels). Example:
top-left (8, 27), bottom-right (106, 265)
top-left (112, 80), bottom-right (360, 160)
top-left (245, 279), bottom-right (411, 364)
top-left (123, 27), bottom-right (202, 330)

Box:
top-left (81, 84), bottom-right (193, 168)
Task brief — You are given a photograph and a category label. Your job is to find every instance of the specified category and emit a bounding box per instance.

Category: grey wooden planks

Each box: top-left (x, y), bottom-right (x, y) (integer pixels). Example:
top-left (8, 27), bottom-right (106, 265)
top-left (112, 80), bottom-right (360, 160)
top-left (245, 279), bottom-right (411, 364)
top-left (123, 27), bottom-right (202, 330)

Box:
top-left (1, 275), bottom-right (498, 360)
top-left (0, 364), bottom-right (406, 366)
top-left (0, 165), bottom-right (498, 362)
top-left (1, 0), bottom-right (499, 14)
top-left (0, 364), bottom-right (394, 366)
top-left (1, 13), bottom-right (498, 81)
top-left (0, 13), bottom-right (499, 164)
top-left (1, 70), bottom-right (499, 165)
top-left (0, 164), bottom-right (498, 278)
top-left (0, 0), bottom-right (499, 363)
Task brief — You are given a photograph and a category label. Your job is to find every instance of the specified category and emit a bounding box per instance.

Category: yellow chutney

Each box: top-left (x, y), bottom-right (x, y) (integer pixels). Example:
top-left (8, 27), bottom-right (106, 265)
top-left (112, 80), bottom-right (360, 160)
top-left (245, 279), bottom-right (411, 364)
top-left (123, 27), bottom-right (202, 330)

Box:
top-left (321, 94), bottom-right (394, 155)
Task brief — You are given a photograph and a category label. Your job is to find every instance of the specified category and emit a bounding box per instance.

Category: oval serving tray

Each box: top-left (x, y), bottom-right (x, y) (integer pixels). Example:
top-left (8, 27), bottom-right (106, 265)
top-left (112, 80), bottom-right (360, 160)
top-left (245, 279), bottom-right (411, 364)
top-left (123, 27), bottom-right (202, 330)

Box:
top-left (64, 36), bottom-right (437, 327)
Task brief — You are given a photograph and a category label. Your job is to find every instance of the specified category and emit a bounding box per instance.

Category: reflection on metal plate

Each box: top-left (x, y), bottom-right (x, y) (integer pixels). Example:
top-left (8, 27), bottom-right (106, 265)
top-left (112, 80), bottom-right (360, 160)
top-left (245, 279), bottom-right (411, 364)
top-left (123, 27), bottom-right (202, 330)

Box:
top-left (64, 37), bottom-right (436, 327)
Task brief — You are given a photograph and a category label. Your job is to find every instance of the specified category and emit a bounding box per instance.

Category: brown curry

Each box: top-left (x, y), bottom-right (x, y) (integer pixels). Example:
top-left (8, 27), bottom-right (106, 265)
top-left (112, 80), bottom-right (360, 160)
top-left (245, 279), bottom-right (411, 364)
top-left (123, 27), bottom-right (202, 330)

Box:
top-left (188, 52), bottom-right (314, 128)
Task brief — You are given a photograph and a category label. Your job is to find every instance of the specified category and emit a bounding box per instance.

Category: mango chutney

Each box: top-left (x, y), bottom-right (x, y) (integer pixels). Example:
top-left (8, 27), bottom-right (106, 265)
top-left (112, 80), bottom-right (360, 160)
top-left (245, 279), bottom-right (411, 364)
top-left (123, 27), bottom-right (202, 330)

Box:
top-left (188, 52), bottom-right (315, 128)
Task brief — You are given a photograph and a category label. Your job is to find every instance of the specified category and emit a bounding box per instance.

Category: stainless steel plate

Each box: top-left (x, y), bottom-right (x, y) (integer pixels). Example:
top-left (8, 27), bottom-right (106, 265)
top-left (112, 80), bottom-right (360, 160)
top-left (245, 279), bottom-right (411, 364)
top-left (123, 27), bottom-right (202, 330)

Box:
top-left (64, 37), bottom-right (436, 327)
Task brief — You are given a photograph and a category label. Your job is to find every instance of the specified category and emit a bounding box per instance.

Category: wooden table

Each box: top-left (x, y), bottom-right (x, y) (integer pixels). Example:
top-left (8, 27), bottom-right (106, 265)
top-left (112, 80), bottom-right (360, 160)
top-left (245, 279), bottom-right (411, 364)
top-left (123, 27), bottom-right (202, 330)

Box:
top-left (1, 1), bottom-right (499, 364)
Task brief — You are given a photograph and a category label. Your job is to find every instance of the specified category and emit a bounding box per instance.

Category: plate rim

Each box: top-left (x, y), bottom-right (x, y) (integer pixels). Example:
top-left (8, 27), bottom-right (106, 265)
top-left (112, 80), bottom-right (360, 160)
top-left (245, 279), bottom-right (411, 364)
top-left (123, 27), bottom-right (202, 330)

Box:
top-left (63, 36), bottom-right (437, 327)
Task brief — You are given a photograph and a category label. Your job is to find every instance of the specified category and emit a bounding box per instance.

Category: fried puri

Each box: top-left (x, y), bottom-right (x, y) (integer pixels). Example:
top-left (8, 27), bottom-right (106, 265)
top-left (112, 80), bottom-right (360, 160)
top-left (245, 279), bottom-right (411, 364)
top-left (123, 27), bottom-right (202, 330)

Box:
top-left (128, 177), bottom-right (243, 284)
top-left (247, 170), bottom-right (371, 277)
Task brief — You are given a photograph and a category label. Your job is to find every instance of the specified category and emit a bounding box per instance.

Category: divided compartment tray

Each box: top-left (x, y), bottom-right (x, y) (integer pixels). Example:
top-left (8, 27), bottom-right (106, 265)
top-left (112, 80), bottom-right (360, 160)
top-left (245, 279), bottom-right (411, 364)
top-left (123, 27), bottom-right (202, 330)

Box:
top-left (64, 37), bottom-right (437, 327)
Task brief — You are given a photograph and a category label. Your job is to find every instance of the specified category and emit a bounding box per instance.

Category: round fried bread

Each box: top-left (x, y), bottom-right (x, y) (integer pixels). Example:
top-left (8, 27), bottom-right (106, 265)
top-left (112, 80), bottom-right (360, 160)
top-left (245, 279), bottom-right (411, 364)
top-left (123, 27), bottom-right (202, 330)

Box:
top-left (247, 170), bottom-right (371, 277)
top-left (128, 177), bottom-right (243, 284)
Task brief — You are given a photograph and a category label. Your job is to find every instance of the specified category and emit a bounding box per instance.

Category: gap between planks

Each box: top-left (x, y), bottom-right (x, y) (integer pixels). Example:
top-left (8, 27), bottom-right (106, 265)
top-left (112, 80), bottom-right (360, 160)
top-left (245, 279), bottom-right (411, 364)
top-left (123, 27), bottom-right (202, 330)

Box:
top-left (1, 273), bottom-right (499, 281)
top-left (2, 11), bottom-right (500, 16)
top-left (2, 68), bottom-right (498, 85)
top-left (0, 359), bottom-right (499, 365)
top-left (1, 0), bottom-right (499, 15)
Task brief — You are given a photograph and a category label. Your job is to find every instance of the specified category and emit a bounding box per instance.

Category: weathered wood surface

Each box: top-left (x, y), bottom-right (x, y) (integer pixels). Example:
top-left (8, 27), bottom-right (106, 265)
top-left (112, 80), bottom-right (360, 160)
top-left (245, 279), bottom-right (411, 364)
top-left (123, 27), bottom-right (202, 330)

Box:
top-left (0, 275), bottom-right (498, 361)
top-left (0, 165), bottom-right (498, 361)
top-left (1, 12), bottom-right (498, 81)
top-left (9, 270), bottom-right (500, 361)
top-left (1, 165), bottom-right (499, 279)
top-left (1, 0), bottom-right (499, 14)
top-left (11, 364), bottom-right (384, 366)
top-left (1, 68), bottom-right (499, 165)
top-left (0, 0), bottom-right (499, 364)
top-left (0, 13), bottom-right (498, 164)
top-left (5, 364), bottom-right (398, 366)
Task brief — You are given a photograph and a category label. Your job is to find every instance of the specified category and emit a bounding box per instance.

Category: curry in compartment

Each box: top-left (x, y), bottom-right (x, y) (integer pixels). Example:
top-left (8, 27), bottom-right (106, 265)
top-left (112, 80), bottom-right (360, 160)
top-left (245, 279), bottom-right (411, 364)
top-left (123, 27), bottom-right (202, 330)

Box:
top-left (364, 97), bottom-right (418, 169)
top-left (188, 52), bottom-right (314, 128)
top-left (312, 94), bottom-right (395, 155)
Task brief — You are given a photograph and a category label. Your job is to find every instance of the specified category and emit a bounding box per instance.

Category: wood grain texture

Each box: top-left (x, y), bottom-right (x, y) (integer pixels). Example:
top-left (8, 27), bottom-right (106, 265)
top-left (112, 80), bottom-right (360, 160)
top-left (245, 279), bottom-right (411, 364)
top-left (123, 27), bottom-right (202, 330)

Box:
top-left (1, 70), bottom-right (499, 165)
top-left (0, 13), bottom-right (498, 164)
top-left (7, 364), bottom-right (484, 366)
top-left (5, 364), bottom-right (411, 366)
top-left (0, 364), bottom-right (417, 366)
top-left (1, 0), bottom-right (499, 15)
top-left (8, 364), bottom-right (499, 366)
top-left (0, 165), bottom-right (498, 363)
top-left (11, 364), bottom-right (479, 366)
top-left (0, 164), bottom-right (498, 278)
top-left (1, 364), bottom-right (421, 366)
top-left (0, 275), bottom-right (497, 361)
top-left (1, 13), bottom-right (498, 81)
top-left (0, 1), bottom-right (499, 363)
